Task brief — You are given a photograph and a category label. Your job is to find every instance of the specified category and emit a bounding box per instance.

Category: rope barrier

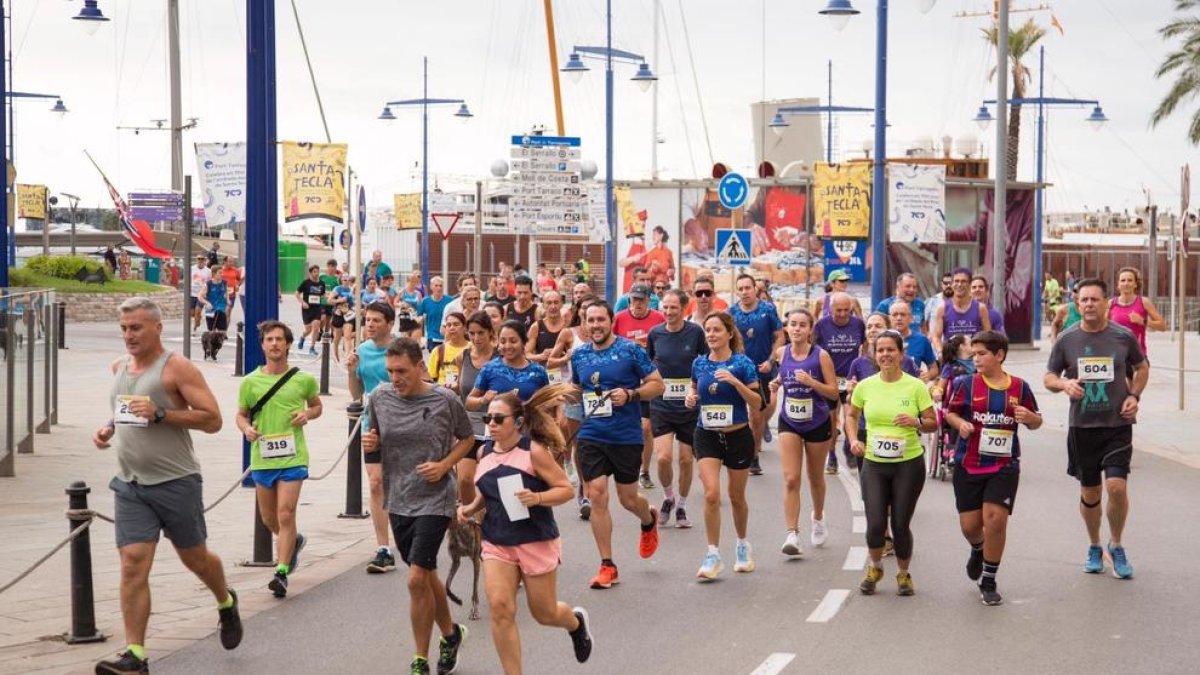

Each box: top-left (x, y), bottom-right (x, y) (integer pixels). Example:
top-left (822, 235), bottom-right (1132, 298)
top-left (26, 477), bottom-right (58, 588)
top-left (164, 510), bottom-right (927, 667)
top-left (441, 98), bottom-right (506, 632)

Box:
top-left (0, 521), bottom-right (93, 595)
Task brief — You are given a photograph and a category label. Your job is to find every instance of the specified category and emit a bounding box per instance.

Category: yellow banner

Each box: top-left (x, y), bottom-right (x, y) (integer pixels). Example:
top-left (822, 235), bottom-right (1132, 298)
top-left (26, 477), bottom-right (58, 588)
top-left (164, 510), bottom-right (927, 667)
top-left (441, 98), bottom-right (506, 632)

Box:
top-left (615, 185), bottom-right (642, 238)
top-left (281, 141), bottom-right (346, 223)
top-left (16, 183), bottom-right (47, 219)
top-left (394, 193), bottom-right (422, 230)
top-left (814, 163), bottom-right (871, 239)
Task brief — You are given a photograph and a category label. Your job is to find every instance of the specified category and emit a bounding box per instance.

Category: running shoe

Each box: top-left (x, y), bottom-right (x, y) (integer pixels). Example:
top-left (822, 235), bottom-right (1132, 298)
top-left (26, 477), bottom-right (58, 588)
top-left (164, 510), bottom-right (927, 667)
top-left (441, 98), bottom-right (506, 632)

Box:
top-left (824, 463), bottom-right (838, 475)
top-left (896, 570), bottom-right (915, 596)
top-left (569, 607), bottom-right (594, 663)
top-left (966, 547), bottom-right (983, 581)
top-left (367, 547), bottom-right (396, 574)
top-left (437, 623), bottom-right (467, 674)
top-left (811, 518), bottom-right (828, 548)
top-left (298, 337), bottom-right (306, 350)
top-left (95, 650), bottom-right (149, 675)
top-left (218, 588), bottom-right (243, 650)
top-left (674, 507), bottom-right (692, 529)
top-left (658, 498), bottom-right (675, 527)
top-left (589, 563), bottom-right (620, 589)
top-left (749, 457), bottom-right (763, 476)
top-left (638, 508), bottom-right (660, 559)
top-left (1084, 544), bottom-right (1105, 574)
top-left (309, 346), bottom-right (319, 356)
top-left (565, 461), bottom-right (579, 487)
top-left (763, 426), bottom-right (773, 443)
top-left (268, 572), bottom-right (288, 598)
top-left (289, 533), bottom-right (307, 572)
top-left (859, 565), bottom-right (883, 595)
top-left (638, 472), bottom-right (655, 490)
top-left (697, 551), bottom-right (723, 580)
top-left (979, 581), bottom-right (1003, 606)
top-left (734, 541), bottom-right (755, 573)
top-left (579, 498), bottom-right (592, 521)
top-left (410, 656), bottom-right (431, 675)
top-left (781, 531), bottom-right (803, 558)
top-left (1108, 543), bottom-right (1134, 579)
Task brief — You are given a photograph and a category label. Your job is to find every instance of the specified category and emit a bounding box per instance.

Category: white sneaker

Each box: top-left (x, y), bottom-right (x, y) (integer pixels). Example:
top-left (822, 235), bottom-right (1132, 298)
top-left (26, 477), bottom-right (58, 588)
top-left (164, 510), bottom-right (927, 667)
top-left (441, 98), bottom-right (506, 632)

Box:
top-left (697, 551), bottom-right (723, 580)
top-left (811, 518), bottom-right (828, 548)
top-left (781, 530), bottom-right (804, 558)
top-left (565, 461), bottom-right (579, 487)
top-left (734, 541), bottom-right (755, 573)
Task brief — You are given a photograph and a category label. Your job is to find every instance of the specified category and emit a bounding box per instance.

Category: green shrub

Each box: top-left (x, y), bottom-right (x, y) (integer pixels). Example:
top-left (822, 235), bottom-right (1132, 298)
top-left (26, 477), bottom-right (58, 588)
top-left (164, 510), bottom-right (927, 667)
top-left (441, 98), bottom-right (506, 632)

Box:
top-left (24, 255), bottom-right (110, 281)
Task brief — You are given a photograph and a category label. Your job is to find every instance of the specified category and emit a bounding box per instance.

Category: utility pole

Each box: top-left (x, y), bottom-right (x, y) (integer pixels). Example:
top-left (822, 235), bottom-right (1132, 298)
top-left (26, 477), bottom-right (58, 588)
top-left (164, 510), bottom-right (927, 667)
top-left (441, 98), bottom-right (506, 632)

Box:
top-left (992, 0), bottom-right (1009, 300)
top-left (168, 0), bottom-right (183, 192)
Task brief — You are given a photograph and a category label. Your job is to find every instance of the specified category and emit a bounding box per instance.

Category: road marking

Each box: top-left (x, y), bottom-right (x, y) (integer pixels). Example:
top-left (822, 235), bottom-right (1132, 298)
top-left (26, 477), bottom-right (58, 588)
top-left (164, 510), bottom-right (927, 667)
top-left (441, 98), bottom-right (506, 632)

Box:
top-left (806, 589), bottom-right (851, 623)
top-left (852, 515), bottom-right (866, 534)
top-left (843, 546), bottom-right (868, 570)
top-left (836, 468), bottom-right (864, 513)
top-left (749, 652), bottom-right (796, 675)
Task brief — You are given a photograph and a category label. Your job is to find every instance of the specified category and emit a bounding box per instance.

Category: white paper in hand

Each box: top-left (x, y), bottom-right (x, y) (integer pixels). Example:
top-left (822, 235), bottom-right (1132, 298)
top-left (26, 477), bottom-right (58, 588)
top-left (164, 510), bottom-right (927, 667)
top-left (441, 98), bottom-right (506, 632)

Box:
top-left (497, 473), bottom-right (530, 521)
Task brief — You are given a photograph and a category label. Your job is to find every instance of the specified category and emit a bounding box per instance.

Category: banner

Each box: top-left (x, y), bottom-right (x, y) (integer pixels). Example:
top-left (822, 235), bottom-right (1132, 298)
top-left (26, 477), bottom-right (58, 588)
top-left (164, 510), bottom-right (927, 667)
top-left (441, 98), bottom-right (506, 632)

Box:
top-left (824, 239), bottom-right (867, 282)
top-left (617, 189), bottom-right (681, 292)
top-left (889, 164), bottom-right (946, 243)
top-left (194, 142), bottom-right (246, 227)
top-left (281, 141), bottom-right (346, 223)
top-left (814, 163), bottom-right (871, 239)
top-left (394, 193), bottom-right (422, 230)
top-left (16, 184), bottom-right (46, 219)
top-left (614, 185), bottom-right (642, 238)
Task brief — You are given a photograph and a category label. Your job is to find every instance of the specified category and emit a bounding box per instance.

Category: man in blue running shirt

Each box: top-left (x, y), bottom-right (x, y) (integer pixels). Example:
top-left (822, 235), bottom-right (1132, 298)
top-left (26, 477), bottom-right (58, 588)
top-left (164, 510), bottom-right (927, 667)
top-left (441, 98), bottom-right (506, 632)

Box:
top-left (730, 274), bottom-right (784, 475)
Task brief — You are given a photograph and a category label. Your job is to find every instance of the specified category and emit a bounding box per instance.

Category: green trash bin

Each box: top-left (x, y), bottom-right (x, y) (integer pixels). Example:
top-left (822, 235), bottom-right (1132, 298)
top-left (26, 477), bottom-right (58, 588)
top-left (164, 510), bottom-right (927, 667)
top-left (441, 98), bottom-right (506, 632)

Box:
top-left (277, 241), bottom-right (308, 294)
top-left (145, 258), bottom-right (161, 284)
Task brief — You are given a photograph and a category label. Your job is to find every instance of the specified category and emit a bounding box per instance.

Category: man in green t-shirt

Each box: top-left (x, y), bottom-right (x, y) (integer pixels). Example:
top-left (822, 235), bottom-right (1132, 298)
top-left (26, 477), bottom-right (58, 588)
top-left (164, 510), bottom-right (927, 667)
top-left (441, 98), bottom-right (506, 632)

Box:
top-left (320, 259), bottom-right (341, 337)
top-left (237, 320), bottom-right (323, 598)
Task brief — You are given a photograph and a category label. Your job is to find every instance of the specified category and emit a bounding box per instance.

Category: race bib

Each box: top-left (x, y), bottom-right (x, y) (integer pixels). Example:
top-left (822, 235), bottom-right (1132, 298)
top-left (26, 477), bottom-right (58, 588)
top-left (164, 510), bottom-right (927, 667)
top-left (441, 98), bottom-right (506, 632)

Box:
top-left (260, 432), bottom-right (297, 459)
top-left (583, 391), bottom-right (613, 418)
top-left (441, 367), bottom-right (459, 388)
top-left (872, 433), bottom-right (906, 459)
top-left (307, 294), bottom-right (321, 305)
top-left (701, 405), bottom-right (733, 429)
top-left (343, 311), bottom-right (355, 321)
top-left (114, 395), bottom-right (150, 427)
top-left (979, 428), bottom-right (1014, 457)
top-left (785, 397), bottom-right (813, 422)
top-left (1078, 357), bottom-right (1114, 383)
top-left (548, 369), bottom-right (565, 385)
top-left (837, 377), bottom-right (848, 393)
top-left (664, 378), bottom-right (690, 401)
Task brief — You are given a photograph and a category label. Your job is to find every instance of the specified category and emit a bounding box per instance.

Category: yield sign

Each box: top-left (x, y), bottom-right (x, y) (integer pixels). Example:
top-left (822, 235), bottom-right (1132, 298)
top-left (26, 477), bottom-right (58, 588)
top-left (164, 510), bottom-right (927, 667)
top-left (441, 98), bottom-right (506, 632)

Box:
top-left (431, 212), bottom-right (460, 241)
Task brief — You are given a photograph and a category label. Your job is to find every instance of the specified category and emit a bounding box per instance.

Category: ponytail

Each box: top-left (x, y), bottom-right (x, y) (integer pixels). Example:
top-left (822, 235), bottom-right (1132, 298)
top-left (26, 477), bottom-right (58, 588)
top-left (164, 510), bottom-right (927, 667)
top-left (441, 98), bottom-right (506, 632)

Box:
top-left (495, 383), bottom-right (580, 459)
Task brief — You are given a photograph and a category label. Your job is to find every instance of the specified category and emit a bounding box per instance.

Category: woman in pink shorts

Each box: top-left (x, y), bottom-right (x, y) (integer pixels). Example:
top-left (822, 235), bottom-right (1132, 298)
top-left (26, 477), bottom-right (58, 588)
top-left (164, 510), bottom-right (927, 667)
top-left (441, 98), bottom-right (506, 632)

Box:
top-left (457, 385), bottom-right (594, 673)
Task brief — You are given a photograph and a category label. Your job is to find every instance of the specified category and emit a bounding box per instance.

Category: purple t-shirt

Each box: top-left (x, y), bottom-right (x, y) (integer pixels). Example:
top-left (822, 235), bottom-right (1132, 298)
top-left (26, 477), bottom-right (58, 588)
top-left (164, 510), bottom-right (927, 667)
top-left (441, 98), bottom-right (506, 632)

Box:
top-left (813, 315), bottom-right (866, 377)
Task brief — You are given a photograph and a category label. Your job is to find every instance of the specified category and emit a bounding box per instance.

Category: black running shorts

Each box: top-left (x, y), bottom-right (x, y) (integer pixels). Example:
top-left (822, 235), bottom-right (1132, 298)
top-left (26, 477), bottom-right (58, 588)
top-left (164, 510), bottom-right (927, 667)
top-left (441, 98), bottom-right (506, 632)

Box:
top-left (1067, 426), bottom-right (1132, 488)
top-left (953, 465), bottom-right (1020, 514)
top-left (650, 409), bottom-right (698, 446)
top-left (577, 439), bottom-right (642, 484)
top-left (389, 514), bottom-right (450, 570)
top-left (693, 425), bottom-right (755, 470)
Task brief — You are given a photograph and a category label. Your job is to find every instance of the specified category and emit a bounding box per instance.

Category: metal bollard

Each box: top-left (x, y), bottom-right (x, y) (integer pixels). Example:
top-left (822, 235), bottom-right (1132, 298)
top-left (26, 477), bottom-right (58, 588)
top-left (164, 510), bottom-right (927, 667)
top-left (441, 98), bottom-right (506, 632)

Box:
top-left (233, 322), bottom-right (244, 377)
top-left (65, 482), bottom-right (106, 644)
top-left (339, 402), bottom-right (369, 519)
top-left (319, 333), bottom-right (331, 396)
top-left (56, 301), bottom-right (67, 350)
top-left (243, 498), bottom-right (276, 567)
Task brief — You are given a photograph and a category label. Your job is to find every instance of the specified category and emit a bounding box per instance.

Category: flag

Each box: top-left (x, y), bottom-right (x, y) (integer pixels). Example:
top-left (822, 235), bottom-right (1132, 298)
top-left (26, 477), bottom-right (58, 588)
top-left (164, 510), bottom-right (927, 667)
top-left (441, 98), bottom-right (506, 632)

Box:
top-left (764, 188), bottom-right (806, 252)
top-left (1050, 14), bottom-right (1064, 36)
top-left (84, 151), bottom-right (174, 259)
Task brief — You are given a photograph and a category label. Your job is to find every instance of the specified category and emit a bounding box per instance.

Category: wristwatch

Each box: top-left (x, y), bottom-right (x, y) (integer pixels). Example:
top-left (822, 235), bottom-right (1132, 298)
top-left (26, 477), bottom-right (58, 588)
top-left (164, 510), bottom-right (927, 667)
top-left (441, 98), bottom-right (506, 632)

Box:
top-left (153, 406), bottom-right (167, 424)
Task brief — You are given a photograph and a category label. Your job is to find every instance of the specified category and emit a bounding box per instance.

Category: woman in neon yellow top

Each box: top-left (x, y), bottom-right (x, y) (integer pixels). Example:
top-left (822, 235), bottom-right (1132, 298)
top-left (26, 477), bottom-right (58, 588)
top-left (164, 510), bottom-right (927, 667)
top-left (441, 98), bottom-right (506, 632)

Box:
top-left (846, 329), bottom-right (936, 597)
top-left (427, 312), bottom-right (470, 388)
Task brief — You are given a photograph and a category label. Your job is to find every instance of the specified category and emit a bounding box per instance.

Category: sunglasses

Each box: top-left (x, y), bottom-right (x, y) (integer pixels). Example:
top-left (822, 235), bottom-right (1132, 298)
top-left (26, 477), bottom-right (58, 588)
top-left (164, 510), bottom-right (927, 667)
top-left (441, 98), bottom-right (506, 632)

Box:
top-left (694, 289), bottom-right (714, 297)
top-left (482, 414), bottom-right (516, 425)
top-left (655, 285), bottom-right (668, 291)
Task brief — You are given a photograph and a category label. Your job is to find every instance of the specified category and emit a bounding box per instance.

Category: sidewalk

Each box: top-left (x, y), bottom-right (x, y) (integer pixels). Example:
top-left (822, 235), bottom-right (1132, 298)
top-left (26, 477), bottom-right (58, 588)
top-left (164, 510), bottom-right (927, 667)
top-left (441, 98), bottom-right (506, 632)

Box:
top-left (0, 320), bottom-right (374, 675)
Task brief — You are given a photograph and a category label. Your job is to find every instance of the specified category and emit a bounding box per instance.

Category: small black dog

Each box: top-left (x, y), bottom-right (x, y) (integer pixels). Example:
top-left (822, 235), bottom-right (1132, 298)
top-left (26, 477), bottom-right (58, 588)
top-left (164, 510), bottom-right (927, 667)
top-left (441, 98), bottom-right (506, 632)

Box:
top-left (444, 520), bottom-right (482, 620)
top-left (201, 331), bottom-right (226, 361)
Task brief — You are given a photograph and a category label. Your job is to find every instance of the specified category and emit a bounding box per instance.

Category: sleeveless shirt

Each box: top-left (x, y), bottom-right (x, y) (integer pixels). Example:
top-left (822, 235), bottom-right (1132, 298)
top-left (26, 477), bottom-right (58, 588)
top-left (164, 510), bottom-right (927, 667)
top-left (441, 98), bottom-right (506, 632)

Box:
top-left (109, 351), bottom-right (201, 485)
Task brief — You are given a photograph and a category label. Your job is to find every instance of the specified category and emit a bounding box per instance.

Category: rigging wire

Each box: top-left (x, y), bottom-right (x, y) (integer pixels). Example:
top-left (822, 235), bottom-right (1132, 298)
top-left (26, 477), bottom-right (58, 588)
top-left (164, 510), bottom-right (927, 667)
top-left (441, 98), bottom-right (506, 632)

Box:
top-left (676, 0), bottom-right (713, 167)
top-left (658, 0), bottom-right (697, 177)
top-left (288, 0), bottom-right (332, 143)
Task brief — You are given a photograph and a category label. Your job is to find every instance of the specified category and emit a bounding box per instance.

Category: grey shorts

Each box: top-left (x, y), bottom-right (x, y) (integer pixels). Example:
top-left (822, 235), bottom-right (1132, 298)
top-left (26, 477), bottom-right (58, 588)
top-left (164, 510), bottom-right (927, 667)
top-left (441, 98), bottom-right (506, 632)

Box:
top-left (110, 474), bottom-right (208, 549)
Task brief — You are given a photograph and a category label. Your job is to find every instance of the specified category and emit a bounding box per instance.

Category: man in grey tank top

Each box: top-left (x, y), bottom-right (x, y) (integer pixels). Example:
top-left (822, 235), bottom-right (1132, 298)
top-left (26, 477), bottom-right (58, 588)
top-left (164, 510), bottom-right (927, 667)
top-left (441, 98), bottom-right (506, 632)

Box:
top-left (91, 297), bottom-right (243, 674)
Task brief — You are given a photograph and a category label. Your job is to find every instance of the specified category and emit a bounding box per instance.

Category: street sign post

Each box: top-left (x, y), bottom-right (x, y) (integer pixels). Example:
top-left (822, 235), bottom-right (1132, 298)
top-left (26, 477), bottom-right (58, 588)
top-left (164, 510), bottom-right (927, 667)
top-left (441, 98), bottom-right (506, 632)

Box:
top-left (716, 227), bottom-right (752, 306)
top-left (509, 134), bottom-right (587, 237)
top-left (431, 210), bottom-right (461, 286)
top-left (357, 185), bottom-right (367, 234)
top-left (717, 172), bottom-right (749, 210)
top-left (129, 191), bottom-right (184, 222)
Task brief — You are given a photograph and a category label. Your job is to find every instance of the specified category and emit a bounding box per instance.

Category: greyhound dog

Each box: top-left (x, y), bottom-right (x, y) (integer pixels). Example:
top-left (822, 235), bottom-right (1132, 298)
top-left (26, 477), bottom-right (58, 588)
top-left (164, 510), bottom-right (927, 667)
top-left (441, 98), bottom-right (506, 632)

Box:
top-left (200, 330), bottom-right (226, 361)
top-left (444, 519), bottom-right (482, 621)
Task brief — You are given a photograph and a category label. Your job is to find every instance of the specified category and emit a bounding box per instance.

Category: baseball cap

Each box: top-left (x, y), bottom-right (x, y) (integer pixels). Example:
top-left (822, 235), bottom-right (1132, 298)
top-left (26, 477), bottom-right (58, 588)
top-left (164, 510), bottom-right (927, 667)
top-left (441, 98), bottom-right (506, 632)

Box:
top-left (629, 283), bottom-right (652, 299)
top-left (826, 269), bottom-right (851, 283)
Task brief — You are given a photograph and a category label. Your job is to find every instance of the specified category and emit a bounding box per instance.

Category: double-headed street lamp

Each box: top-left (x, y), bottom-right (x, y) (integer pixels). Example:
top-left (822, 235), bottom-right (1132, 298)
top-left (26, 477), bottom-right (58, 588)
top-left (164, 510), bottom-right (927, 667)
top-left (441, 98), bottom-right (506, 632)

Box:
top-left (974, 45), bottom-right (1107, 340)
top-left (769, 60), bottom-right (873, 164)
top-left (817, 0), bottom-right (939, 307)
top-left (3, 91), bottom-right (70, 270)
top-left (561, 0), bottom-right (657, 303)
top-left (378, 57), bottom-right (473, 291)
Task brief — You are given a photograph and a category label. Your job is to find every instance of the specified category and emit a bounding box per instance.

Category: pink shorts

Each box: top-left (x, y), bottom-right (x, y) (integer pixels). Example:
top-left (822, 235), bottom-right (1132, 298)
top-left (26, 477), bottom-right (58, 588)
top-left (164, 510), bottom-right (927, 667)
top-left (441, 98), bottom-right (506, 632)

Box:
top-left (482, 538), bottom-right (562, 577)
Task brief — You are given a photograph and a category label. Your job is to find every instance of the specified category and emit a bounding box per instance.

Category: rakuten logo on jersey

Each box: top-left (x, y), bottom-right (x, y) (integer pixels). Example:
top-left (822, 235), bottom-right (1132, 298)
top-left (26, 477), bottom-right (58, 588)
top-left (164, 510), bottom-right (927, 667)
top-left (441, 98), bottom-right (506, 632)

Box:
top-left (972, 411), bottom-right (1013, 425)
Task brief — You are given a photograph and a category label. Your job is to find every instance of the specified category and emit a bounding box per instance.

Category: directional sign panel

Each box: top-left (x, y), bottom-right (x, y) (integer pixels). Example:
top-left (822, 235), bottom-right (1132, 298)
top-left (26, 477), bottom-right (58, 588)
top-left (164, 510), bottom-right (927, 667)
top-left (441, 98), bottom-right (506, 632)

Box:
top-left (715, 228), bottom-right (752, 266)
top-left (129, 191), bottom-right (184, 222)
top-left (509, 134), bottom-right (587, 236)
top-left (717, 172), bottom-right (749, 210)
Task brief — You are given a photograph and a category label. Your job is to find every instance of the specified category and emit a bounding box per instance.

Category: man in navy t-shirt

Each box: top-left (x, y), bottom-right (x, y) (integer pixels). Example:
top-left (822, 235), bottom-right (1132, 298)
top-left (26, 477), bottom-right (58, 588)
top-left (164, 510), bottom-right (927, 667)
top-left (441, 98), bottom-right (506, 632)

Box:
top-left (730, 274), bottom-right (784, 475)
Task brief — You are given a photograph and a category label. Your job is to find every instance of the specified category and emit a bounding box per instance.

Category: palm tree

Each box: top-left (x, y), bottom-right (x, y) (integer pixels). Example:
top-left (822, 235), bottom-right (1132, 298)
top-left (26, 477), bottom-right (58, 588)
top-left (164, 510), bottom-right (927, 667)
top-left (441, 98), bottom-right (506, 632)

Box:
top-left (983, 19), bottom-right (1048, 181)
top-left (1152, 0), bottom-right (1200, 143)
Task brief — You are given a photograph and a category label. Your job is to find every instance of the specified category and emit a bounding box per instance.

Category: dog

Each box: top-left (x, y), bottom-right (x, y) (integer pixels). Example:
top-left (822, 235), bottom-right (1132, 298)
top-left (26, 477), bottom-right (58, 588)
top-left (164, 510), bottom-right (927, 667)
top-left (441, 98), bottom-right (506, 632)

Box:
top-left (444, 519), bottom-right (482, 621)
top-left (201, 331), bottom-right (227, 361)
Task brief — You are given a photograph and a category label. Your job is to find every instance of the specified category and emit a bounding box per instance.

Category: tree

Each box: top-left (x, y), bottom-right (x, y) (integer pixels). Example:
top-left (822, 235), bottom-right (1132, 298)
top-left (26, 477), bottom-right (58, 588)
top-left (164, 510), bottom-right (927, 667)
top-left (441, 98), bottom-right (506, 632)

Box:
top-left (1152, 0), bottom-right (1200, 143)
top-left (983, 19), bottom-right (1048, 181)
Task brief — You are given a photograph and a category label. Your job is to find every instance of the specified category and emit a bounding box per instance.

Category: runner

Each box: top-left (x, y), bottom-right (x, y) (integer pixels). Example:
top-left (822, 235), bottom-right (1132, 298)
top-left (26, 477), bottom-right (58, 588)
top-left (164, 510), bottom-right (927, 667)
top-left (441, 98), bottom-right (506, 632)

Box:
top-left (730, 274), bottom-right (784, 476)
top-left (888, 300), bottom-right (937, 379)
top-left (1042, 272), bottom-right (1061, 323)
top-left (1051, 295), bottom-right (1082, 342)
top-left (846, 313), bottom-right (922, 476)
top-left (235, 320), bottom-right (322, 598)
top-left (874, 273), bottom-right (926, 333)
top-left (527, 290), bottom-right (566, 379)
top-left (684, 276), bottom-right (727, 324)
top-left (813, 292), bottom-right (867, 474)
top-left (571, 301), bottom-right (665, 589)
top-left (550, 296), bottom-right (596, 519)
top-left (970, 276), bottom-right (1006, 335)
top-left (346, 301), bottom-right (399, 575)
top-left (200, 275), bottom-right (230, 362)
top-left (467, 320), bottom-right (551, 408)
top-left (614, 267), bottom-right (661, 312)
top-left (218, 257), bottom-right (242, 323)
top-left (812, 269), bottom-right (864, 320)
top-left (770, 308), bottom-right (838, 557)
top-left (426, 312), bottom-right (469, 390)
top-left (924, 273), bottom-right (953, 331)
top-left (319, 259), bottom-right (340, 336)
top-left (452, 311), bottom-right (498, 505)
top-left (295, 265), bottom-right (325, 356)
top-left (506, 276), bottom-right (540, 330)
top-left (688, 312), bottom-right (763, 579)
top-left (944, 330), bottom-right (1042, 605)
top-left (457, 386), bottom-right (594, 672)
top-left (612, 282), bottom-right (666, 489)
top-left (442, 273), bottom-right (478, 317)
top-left (647, 289), bottom-right (707, 529)
top-left (330, 274), bottom-right (357, 362)
top-left (400, 271), bottom-right (424, 307)
top-left (483, 302), bottom-right (506, 334)
top-left (92, 298), bottom-right (241, 675)
top-left (846, 329), bottom-right (937, 596)
top-left (189, 255), bottom-right (211, 333)
top-left (418, 276), bottom-right (453, 351)
top-left (931, 267), bottom-right (991, 353)
top-left (1108, 267), bottom-right (1166, 357)
top-left (1045, 277), bottom-right (1148, 580)
top-left (362, 338), bottom-right (475, 675)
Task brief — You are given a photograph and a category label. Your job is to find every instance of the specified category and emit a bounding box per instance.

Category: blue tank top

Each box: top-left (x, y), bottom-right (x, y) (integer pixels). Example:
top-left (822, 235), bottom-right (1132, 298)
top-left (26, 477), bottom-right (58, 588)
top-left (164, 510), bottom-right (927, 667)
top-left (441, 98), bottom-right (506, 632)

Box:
top-left (778, 344), bottom-right (832, 433)
top-left (475, 436), bottom-right (559, 546)
top-left (943, 298), bottom-right (984, 340)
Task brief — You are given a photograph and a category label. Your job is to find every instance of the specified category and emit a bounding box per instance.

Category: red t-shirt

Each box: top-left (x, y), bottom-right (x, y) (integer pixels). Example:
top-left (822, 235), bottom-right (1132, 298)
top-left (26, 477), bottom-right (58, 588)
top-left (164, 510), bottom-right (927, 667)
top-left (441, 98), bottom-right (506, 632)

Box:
top-left (613, 309), bottom-right (665, 348)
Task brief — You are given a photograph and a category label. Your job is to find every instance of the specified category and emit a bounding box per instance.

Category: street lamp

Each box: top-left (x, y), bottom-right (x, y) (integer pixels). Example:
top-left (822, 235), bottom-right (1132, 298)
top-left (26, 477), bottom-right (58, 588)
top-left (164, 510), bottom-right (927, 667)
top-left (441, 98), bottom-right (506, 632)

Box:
top-left (72, 0), bottom-right (110, 35)
top-left (3, 91), bottom-right (70, 271)
top-left (819, 0), bottom-right (860, 32)
top-left (771, 60), bottom-right (873, 162)
top-left (562, 2), bottom-right (658, 302)
top-left (377, 56), bottom-right (472, 290)
top-left (973, 105), bottom-right (994, 131)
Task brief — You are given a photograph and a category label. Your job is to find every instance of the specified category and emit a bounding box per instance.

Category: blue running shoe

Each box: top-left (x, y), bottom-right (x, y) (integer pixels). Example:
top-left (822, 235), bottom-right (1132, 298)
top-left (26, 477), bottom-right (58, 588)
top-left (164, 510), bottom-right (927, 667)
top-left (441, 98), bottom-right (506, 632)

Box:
top-left (1108, 543), bottom-right (1134, 579)
top-left (696, 551), bottom-right (723, 580)
top-left (1084, 544), bottom-right (1105, 574)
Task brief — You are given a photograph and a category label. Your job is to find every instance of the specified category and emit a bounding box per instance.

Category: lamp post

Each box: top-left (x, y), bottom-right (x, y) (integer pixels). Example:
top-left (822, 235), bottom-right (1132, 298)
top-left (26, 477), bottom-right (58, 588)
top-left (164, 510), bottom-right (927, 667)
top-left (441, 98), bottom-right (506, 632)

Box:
top-left (769, 60), bottom-right (872, 163)
top-left (378, 57), bottom-right (472, 291)
top-left (3, 91), bottom-right (69, 272)
top-left (561, 0), bottom-right (657, 303)
top-left (974, 45), bottom-right (1107, 340)
top-left (817, 0), bottom-right (938, 307)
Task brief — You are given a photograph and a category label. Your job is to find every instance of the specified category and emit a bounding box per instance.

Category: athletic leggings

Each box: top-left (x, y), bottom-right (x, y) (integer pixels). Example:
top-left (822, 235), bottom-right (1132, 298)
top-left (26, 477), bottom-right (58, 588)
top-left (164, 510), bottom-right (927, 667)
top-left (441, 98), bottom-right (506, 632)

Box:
top-left (859, 455), bottom-right (926, 560)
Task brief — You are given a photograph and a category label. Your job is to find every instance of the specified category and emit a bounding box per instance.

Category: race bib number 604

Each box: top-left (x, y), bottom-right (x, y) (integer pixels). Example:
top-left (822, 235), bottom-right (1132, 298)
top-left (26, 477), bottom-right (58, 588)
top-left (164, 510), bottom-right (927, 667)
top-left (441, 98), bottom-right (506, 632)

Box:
top-left (1078, 357), bottom-right (1114, 383)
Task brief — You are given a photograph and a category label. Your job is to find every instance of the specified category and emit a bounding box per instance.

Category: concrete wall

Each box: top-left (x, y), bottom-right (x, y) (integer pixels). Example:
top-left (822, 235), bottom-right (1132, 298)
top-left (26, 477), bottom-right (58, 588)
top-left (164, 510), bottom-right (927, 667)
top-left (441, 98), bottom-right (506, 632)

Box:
top-left (58, 288), bottom-right (184, 323)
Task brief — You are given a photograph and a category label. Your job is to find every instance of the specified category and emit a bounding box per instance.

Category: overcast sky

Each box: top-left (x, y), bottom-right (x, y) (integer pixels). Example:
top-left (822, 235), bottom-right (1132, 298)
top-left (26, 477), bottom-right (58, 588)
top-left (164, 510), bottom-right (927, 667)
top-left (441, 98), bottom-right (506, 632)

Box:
top-left (9, 0), bottom-right (1194, 219)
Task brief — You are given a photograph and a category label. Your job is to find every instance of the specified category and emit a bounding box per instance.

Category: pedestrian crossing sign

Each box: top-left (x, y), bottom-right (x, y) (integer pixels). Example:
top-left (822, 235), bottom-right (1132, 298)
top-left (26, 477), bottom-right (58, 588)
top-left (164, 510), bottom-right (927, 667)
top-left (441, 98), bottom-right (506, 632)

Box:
top-left (715, 228), bottom-right (752, 265)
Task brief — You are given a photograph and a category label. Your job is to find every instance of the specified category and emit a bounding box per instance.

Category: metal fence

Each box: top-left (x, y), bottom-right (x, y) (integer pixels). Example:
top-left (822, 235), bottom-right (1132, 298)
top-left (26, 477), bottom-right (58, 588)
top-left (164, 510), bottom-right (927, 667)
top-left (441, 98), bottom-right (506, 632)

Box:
top-left (1, 288), bottom-right (61, 477)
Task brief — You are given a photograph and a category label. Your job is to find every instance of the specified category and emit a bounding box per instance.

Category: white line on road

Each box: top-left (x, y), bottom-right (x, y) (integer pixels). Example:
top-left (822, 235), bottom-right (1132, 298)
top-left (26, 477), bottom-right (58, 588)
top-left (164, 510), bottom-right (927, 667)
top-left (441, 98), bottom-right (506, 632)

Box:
top-left (806, 589), bottom-right (851, 623)
top-left (852, 515), bottom-right (866, 533)
top-left (749, 652), bottom-right (797, 675)
top-left (843, 546), bottom-right (868, 571)
top-left (836, 468), bottom-right (864, 513)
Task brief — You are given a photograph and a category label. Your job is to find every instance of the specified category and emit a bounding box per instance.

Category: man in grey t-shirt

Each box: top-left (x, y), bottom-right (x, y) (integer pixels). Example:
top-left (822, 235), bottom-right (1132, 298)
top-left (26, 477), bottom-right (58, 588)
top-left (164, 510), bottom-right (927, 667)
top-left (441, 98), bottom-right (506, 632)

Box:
top-left (363, 337), bottom-right (473, 674)
top-left (1045, 278), bottom-right (1148, 580)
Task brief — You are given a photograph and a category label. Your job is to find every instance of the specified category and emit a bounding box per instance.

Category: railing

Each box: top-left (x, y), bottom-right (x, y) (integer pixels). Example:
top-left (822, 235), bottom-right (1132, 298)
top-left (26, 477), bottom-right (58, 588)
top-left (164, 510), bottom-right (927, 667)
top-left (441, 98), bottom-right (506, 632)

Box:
top-left (1, 288), bottom-right (62, 477)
